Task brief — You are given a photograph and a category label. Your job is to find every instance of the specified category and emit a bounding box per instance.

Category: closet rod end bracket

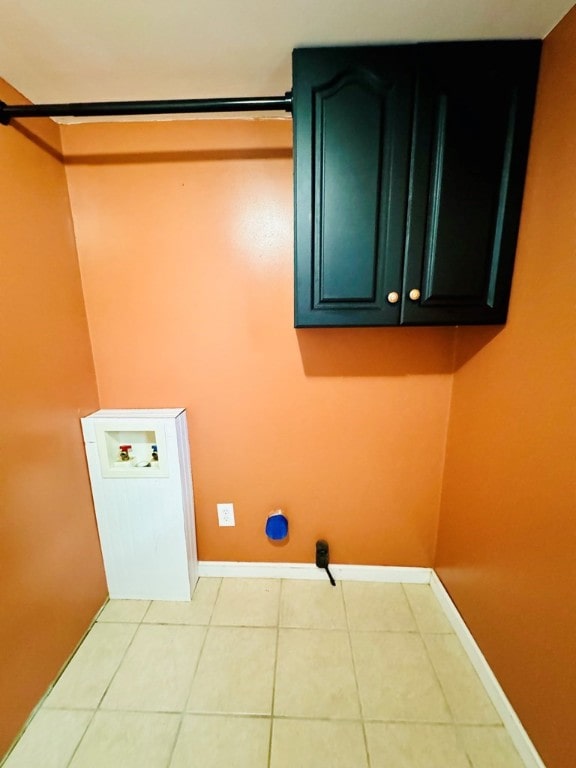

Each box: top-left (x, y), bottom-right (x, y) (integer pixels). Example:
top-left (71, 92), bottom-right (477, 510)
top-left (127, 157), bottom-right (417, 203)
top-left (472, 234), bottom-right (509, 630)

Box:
top-left (0, 102), bottom-right (11, 125)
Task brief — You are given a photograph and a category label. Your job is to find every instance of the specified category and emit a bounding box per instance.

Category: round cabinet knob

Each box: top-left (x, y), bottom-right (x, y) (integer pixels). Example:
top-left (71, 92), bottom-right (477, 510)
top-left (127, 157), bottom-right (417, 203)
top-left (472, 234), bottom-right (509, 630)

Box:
top-left (387, 291), bottom-right (400, 304)
top-left (409, 288), bottom-right (421, 301)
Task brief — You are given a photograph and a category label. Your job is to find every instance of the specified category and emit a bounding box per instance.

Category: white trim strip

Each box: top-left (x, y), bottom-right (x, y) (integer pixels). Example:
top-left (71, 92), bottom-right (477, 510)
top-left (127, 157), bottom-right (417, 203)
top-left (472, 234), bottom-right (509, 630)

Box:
top-left (197, 561), bottom-right (432, 583)
top-left (430, 572), bottom-right (546, 768)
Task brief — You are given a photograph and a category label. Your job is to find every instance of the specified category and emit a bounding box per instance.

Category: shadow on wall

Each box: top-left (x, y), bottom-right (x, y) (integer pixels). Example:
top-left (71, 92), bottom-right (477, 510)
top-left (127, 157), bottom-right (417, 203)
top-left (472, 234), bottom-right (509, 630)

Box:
top-left (297, 324), bottom-right (506, 377)
top-left (64, 148), bottom-right (293, 165)
top-left (452, 326), bottom-right (504, 370)
top-left (8, 118), bottom-right (63, 161)
top-left (7, 119), bottom-right (294, 166)
top-left (297, 326), bottom-right (459, 377)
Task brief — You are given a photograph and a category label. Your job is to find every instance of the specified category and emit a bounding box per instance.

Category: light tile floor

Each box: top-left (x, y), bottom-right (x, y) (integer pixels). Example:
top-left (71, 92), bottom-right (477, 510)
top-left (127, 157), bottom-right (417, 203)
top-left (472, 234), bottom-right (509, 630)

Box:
top-left (2, 579), bottom-right (527, 768)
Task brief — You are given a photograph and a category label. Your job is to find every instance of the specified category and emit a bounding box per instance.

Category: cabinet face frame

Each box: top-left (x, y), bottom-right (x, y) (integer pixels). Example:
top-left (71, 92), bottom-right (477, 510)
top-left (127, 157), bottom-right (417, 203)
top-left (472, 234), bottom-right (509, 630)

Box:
top-left (293, 41), bottom-right (541, 328)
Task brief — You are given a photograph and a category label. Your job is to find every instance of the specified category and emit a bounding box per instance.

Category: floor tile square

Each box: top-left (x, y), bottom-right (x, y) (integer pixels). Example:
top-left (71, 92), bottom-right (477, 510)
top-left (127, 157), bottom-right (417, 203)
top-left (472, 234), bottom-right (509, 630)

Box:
top-left (459, 725), bottom-right (526, 767)
top-left (365, 722), bottom-right (470, 767)
top-left (274, 628), bottom-right (360, 719)
top-left (68, 711), bottom-right (179, 768)
top-left (424, 634), bottom-right (501, 724)
top-left (2, 709), bottom-right (92, 768)
top-left (343, 582), bottom-right (418, 632)
top-left (351, 631), bottom-right (451, 722)
top-left (279, 579), bottom-right (347, 629)
top-left (187, 626), bottom-right (276, 715)
top-left (97, 599), bottom-right (150, 624)
top-left (144, 578), bottom-right (221, 625)
top-left (43, 622), bottom-right (136, 709)
top-left (403, 584), bottom-right (454, 634)
top-left (270, 718), bottom-right (368, 768)
top-left (210, 579), bottom-right (280, 626)
top-left (100, 624), bottom-right (206, 712)
top-left (170, 715), bottom-right (270, 768)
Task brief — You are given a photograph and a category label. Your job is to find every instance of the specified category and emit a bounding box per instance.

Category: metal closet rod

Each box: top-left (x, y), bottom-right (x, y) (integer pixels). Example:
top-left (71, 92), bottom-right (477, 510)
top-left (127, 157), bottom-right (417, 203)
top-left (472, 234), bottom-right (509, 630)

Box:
top-left (0, 91), bottom-right (293, 124)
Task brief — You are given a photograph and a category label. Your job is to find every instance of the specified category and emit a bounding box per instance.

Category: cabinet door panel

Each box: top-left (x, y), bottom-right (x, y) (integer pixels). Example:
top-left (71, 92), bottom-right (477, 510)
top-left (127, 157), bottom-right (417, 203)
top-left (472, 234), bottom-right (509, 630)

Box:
top-left (421, 86), bottom-right (511, 305)
top-left (317, 75), bottom-right (383, 303)
top-left (294, 48), bottom-right (413, 327)
top-left (402, 42), bottom-right (540, 325)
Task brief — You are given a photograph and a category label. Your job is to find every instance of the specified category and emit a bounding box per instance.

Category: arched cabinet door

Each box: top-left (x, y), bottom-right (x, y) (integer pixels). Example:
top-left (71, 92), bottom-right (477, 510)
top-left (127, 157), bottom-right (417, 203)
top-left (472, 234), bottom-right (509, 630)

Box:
top-left (293, 46), bottom-right (414, 327)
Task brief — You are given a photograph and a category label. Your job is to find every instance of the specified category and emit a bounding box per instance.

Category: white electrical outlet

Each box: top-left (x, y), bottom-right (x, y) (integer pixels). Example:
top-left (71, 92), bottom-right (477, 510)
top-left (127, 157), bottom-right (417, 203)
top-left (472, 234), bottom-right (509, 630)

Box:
top-left (217, 502), bottom-right (235, 527)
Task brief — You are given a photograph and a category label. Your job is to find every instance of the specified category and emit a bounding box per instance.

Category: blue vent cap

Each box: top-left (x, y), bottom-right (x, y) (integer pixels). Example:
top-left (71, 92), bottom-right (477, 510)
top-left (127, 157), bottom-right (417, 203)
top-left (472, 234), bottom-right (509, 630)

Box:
top-left (265, 511), bottom-right (288, 541)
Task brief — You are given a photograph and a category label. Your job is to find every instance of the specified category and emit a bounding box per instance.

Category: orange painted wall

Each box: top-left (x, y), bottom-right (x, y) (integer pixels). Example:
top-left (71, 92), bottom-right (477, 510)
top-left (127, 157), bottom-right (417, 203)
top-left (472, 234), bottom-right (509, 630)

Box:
top-left (435, 9), bottom-right (576, 768)
top-left (62, 120), bottom-right (455, 567)
top-left (0, 81), bottom-right (106, 756)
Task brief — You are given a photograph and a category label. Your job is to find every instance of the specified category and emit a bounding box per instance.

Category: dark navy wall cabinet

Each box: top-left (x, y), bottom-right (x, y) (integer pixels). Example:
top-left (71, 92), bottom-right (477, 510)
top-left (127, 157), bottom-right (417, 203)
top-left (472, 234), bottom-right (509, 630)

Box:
top-left (293, 41), bottom-right (541, 327)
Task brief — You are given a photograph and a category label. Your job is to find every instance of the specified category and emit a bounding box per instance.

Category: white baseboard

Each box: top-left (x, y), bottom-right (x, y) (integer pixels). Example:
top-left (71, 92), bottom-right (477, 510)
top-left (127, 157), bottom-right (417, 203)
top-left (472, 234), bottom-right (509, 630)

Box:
top-left (197, 561), bottom-right (432, 583)
top-left (430, 572), bottom-right (546, 768)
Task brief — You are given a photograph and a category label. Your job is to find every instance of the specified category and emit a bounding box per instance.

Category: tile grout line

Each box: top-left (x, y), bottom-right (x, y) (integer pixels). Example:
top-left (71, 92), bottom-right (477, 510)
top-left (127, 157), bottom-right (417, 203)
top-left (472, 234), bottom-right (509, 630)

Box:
top-left (93, 609), bottom-right (149, 709)
top-left (422, 632), bottom-right (507, 765)
top-left (140, 596), bottom-right (156, 624)
top-left (401, 583), bottom-right (459, 722)
top-left (267, 579), bottom-right (283, 768)
top-left (164, 577), bottom-right (224, 768)
top-left (50, 706), bottom-right (490, 726)
top-left (64, 601), bottom-right (151, 767)
top-left (401, 583), bottom-right (475, 768)
top-left (341, 581), bottom-right (372, 768)
top-left (63, 710), bottom-right (97, 768)
top-left (42, 706), bottom-right (494, 724)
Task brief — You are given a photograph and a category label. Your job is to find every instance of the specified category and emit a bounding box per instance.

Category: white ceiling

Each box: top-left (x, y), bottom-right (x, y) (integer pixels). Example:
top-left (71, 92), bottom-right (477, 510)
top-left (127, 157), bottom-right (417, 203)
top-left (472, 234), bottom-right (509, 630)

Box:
top-left (0, 0), bottom-right (573, 121)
